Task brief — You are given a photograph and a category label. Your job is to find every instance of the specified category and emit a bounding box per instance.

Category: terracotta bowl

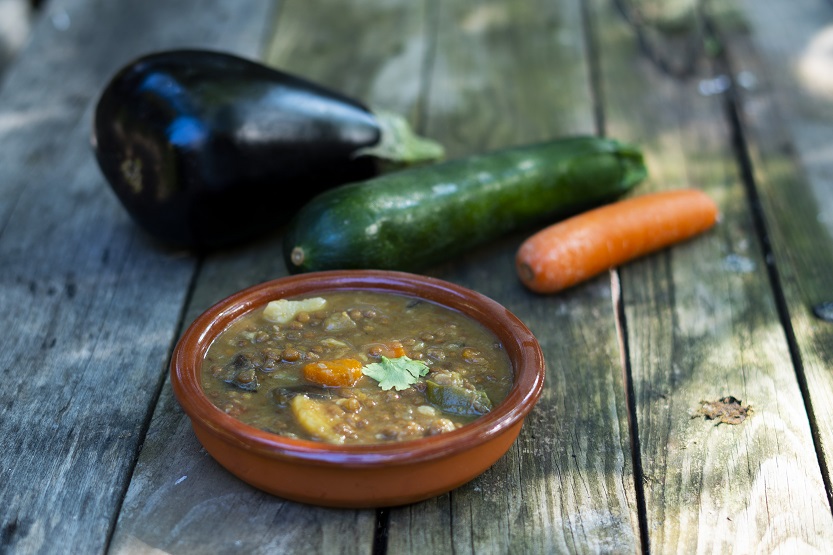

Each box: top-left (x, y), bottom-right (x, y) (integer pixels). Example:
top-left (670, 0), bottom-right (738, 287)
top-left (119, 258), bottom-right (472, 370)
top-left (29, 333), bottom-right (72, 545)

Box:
top-left (170, 270), bottom-right (545, 508)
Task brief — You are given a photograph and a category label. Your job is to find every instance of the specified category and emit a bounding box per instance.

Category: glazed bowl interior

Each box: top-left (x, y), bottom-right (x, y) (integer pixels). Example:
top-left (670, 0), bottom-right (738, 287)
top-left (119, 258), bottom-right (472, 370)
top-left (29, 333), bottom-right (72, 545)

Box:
top-left (171, 269), bottom-right (545, 507)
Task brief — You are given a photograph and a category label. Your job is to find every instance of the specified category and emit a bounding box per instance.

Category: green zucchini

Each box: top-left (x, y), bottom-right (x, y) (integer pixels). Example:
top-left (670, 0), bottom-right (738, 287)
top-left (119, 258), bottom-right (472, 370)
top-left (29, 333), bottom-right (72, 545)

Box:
top-left (284, 136), bottom-right (647, 273)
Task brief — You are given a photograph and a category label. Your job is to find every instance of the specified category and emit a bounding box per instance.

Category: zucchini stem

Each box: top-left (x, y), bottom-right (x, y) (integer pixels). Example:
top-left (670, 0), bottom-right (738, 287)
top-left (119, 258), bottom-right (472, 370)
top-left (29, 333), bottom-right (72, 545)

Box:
top-left (290, 247), bottom-right (306, 267)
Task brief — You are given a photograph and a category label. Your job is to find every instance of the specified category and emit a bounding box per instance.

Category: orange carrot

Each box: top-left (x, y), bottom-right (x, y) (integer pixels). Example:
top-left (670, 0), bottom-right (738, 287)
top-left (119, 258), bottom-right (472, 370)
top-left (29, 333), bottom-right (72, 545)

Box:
top-left (516, 189), bottom-right (718, 294)
top-left (303, 358), bottom-right (364, 387)
top-left (366, 341), bottom-right (407, 359)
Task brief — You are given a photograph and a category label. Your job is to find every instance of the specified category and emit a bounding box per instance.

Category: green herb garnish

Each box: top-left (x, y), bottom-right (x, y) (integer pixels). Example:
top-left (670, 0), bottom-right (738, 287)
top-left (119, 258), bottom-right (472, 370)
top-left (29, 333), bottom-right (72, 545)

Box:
top-left (362, 356), bottom-right (429, 391)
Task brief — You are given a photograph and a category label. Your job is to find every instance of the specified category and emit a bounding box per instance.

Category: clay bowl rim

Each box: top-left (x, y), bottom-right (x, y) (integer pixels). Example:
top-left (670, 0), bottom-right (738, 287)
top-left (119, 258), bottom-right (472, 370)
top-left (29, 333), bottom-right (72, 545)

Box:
top-left (171, 269), bottom-right (545, 468)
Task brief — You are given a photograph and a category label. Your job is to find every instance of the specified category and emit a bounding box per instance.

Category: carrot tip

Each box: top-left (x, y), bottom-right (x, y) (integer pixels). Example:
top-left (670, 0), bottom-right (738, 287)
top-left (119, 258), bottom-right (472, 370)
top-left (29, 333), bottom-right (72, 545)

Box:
top-left (517, 262), bottom-right (535, 284)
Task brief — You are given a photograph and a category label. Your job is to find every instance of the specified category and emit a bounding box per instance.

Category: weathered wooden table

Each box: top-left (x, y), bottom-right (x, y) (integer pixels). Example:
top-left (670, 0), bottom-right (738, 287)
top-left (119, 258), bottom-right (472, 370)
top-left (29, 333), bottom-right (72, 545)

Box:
top-left (2, 0), bottom-right (833, 553)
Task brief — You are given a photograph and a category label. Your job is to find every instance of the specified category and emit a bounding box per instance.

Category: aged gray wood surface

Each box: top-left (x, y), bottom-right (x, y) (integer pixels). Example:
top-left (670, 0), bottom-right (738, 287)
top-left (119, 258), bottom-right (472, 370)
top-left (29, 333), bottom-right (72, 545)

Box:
top-left (596, 0), bottom-right (833, 551)
top-left (0, 0), bottom-right (273, 553)
top-left (2, 0), bottom-right (833, 553)
top-left (720, 0), bottom-right (833, 506)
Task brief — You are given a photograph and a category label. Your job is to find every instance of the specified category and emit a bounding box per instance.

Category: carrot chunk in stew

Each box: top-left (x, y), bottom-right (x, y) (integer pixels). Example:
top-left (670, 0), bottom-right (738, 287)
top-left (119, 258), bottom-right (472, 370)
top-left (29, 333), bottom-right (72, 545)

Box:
top-left (303, 359), bottom-right (363, 387)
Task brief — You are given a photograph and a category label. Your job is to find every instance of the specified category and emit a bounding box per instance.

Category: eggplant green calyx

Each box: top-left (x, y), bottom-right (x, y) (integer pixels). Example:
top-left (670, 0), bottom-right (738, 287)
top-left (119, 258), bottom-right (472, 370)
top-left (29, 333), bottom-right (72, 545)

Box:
top-left (355, 110), bottom-right (445, 164)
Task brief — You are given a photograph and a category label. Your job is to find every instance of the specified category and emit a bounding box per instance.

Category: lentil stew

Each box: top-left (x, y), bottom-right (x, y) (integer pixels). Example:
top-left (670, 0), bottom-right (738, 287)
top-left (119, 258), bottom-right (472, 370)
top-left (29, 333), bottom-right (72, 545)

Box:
top-left (201, 290), bottom-right (514, 445)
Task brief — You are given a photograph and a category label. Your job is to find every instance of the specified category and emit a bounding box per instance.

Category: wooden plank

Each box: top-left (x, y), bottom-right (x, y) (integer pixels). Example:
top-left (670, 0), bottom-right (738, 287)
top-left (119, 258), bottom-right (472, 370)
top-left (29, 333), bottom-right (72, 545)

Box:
top-left (0, 0), bottom-right (275, 552)
top-left (592, 0), bottom-right (833, 551)
top-left (410, 0), bottom-right (597, 156)
top-left (108, 1), bottom-right (432, 552)
top-left (266, 0), bottom-right (430, 118)
top-left (717, 0), bottom-right (833, 499)
top-left (385, 1), bottom-right (641, 553)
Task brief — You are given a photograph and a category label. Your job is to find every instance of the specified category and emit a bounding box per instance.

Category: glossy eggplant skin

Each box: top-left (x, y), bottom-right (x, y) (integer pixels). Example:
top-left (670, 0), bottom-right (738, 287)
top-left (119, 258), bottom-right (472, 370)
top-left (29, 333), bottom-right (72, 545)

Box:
top-left (93, 50), bottom-right (381, 249)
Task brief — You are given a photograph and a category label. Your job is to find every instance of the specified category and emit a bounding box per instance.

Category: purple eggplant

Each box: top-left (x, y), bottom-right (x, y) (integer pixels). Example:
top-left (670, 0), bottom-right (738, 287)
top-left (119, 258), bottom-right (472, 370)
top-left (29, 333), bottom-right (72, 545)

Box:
top-left (92, 49), bottom-right (443, 249)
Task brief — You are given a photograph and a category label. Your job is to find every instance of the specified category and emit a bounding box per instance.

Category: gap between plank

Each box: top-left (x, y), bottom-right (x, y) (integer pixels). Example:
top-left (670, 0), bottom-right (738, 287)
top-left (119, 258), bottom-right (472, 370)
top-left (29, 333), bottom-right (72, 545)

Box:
top-left (611, 270), bottom-right (652, 555)
top-left (373, 507), bottom-right (390, 555)
top-left (414, 0), bottom-right (440, 136)
top-left (582, 0), bottom-right (651, 550)
top-left (580, 0), bottom-right (606, 137)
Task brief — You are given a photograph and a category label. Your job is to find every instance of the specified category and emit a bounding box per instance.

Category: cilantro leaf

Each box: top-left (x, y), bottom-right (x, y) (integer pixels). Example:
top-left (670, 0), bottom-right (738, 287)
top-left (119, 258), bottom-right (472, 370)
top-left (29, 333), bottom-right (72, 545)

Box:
top-left (362, 356), bottom-right (429, 391)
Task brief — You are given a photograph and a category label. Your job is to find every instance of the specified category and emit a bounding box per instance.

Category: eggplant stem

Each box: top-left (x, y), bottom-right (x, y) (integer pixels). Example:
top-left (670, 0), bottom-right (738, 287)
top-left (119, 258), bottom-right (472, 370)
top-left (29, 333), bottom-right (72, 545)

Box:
top-left (355, 111), bottom-right (445, 164)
